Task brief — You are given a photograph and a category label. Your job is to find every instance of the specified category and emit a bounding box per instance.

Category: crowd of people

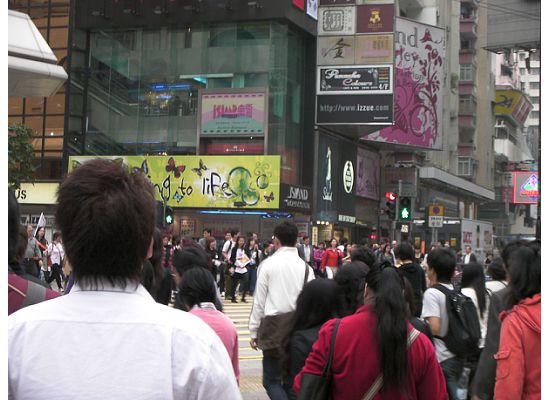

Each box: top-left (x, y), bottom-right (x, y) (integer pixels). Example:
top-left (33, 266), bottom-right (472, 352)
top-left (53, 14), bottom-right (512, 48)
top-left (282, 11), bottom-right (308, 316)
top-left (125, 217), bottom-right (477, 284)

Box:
top-left (8, 158), bottom-right (540, 400)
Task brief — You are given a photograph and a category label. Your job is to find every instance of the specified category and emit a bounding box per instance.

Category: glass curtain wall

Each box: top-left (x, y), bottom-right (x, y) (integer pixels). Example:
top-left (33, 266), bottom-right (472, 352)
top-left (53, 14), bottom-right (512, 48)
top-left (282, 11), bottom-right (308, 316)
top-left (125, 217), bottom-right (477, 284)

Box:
top-left (8, 0), bottom-right (70, 180)
top-left (70, 21), bottom-right (306, 184)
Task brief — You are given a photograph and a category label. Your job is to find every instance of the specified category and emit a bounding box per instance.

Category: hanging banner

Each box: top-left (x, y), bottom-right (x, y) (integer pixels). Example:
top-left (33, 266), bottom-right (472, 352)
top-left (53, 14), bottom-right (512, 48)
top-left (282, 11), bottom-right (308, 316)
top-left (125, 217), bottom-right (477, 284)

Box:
top-left (513, 171), bottom-right (539, 204)
top-left (292, 0), bottom-right (305, 11)
top-left (317, 36), bottom-right (355, 65)
top-left (69, 156), bottom-right (281, 209)
top-left (355, 34), bottom-right (394, 64)
top-left (365, 17), bottom-right (445, 149)
top-left (199, 88), bottom-right (267, 136)
top-left (317, 65), bottom-right (393, 94)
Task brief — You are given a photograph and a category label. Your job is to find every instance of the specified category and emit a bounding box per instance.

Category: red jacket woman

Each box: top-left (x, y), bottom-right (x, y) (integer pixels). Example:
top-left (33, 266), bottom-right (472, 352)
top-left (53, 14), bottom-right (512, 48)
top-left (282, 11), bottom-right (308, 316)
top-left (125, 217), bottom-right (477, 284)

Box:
top-left (494, 293), bottom-right (541, 400)
top-left (321, 239), bottom-right (343, 273)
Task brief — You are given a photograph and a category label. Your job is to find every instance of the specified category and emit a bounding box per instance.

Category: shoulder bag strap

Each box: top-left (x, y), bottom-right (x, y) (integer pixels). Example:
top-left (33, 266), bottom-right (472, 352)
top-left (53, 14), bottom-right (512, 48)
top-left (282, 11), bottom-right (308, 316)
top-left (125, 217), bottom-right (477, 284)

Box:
top-left (303, 261), bottom-right (309, 287)
top-left (321, 319), bottom-right (341, 378)
top-left (362, 328), bottom-right (421, 400)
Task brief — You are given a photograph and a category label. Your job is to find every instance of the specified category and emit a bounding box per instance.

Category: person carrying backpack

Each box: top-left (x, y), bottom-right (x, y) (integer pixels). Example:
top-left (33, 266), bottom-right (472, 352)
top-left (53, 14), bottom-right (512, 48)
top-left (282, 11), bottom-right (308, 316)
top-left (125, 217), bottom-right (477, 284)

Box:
top-left (422, 248), bottom-right (481, 400)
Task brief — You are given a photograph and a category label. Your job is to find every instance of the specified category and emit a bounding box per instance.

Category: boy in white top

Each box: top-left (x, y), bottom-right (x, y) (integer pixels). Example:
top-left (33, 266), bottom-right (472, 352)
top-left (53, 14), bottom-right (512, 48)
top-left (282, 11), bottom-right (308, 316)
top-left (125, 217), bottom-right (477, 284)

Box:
top-left (422, 247), bottom-right (464, 400)
top-left (8, 159), bottom-right (241, 400)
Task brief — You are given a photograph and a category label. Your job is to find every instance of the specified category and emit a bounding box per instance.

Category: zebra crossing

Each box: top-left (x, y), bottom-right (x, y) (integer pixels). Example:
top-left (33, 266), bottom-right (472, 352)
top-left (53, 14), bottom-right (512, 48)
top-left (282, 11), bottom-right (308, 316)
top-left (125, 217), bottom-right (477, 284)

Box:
top-left (222, 298), bottom-right (268, 399)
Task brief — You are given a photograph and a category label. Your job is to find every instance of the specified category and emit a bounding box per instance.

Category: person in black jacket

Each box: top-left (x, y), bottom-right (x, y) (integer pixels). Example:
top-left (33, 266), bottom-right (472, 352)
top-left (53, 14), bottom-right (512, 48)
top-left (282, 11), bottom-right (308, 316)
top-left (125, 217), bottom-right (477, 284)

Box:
top-left (280, 278), bottom-right (342, 400)
top-left (395, 242), bottom-right (426, 317)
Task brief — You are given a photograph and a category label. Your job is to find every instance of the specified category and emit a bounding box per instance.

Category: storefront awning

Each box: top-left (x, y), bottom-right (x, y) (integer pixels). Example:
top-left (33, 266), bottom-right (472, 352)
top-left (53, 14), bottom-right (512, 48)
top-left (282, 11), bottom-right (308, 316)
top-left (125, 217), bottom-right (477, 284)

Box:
top-left (419, 167), bottom-right (495, 201)
top-left (8, 10), bottom-right (67, 97)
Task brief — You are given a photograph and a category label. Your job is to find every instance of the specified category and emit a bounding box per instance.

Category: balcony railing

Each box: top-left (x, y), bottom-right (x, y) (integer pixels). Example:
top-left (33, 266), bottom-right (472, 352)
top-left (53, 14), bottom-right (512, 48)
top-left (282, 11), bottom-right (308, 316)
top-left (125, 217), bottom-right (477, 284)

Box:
top-left (460, 19), bottom-right (478, 38)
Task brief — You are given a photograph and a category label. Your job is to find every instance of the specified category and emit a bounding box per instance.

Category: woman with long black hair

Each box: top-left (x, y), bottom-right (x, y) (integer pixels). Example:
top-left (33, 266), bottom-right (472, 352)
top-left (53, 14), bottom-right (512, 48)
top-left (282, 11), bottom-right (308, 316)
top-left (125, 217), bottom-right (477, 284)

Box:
top-left (280, 279), bottom-right (342, 400)
top-left (461, 262), bottom-right (488, 347)
top-left (294, 261), bottom-right (446, 399)
top-left (229, 236), bottom-right (250, 303)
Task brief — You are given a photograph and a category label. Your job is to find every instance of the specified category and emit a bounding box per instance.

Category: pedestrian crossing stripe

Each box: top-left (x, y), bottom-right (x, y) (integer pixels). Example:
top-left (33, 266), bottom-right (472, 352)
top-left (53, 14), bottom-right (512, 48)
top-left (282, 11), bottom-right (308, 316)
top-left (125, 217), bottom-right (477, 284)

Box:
top-left (239, 355), bottom-right (263, 360)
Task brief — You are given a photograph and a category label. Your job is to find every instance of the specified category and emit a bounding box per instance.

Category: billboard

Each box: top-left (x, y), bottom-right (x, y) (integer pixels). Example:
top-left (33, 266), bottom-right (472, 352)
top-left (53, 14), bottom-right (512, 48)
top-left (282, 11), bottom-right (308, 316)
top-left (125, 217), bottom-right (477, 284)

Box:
top-left (356, 4), bottom-right (395, 33)
top-left (68, 156), bottom-right (280, 209)
top-left (317, 65), bottom-right (393, 94)
top-left (318, 6), bottom-right (356, 36)
top-left (316, 93), bottom-right (393, 124)
top-left (494, 90), bottom-right (533, 126)
top-left (355, 34), bottom-right (394, 64)
top-left (364, 17), bottom-right (445, 149)
top-left (317, 36), bottom-right (355, 65)
top-left (513, 171), bottom-right (539, 204)
top-left (307, 0), bottom-right (319, 19)
top-left (199, 88), bottom-right (267, 136)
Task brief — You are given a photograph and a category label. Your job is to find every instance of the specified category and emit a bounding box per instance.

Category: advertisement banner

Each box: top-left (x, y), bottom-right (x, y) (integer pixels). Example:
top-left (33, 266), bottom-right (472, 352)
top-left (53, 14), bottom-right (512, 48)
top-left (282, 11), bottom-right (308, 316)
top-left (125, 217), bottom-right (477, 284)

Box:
top-left (320, 0), bottom-right (355, 5)
top-left (365, 17), bottom-right (445, 149)
top-left (356, 147), bottom-right (380, 200)
top-left (318, 65), bottom-right (393, 94)
top-left (307, 0), bottom-right (319, 19)
top-left (318, 6), bottom-right (356, 36)
top-left (356, 4), bottom-right (395, 33)
top-left (199, 88), bottom-right (267, 135)
top-left (338, 141), bottom-right (357, 219)
top-left (316, 94), bottom-right (393, 124)
top-left (68, 156), bottom-right (281, 209)
top-left (513, 172), bottom-right (539, 204)
top-left (317, 36), bottom-right (355, 65)
top-left (316, 134), bottom-right (340, 222)
top-left (355, 34), bottom-right (394, 64)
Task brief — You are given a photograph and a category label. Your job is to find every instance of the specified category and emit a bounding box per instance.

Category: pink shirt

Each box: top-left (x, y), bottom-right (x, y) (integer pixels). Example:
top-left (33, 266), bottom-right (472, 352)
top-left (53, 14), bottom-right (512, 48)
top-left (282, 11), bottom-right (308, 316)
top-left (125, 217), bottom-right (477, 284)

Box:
top-left (190, 305), bottom-right (240, 381)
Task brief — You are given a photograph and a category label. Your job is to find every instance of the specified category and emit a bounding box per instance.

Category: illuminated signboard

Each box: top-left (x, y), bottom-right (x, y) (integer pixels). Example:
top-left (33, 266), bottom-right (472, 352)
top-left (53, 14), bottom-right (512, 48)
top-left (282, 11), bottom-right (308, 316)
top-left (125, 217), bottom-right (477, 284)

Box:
top-left (513, 171), bottom-right (539, 204)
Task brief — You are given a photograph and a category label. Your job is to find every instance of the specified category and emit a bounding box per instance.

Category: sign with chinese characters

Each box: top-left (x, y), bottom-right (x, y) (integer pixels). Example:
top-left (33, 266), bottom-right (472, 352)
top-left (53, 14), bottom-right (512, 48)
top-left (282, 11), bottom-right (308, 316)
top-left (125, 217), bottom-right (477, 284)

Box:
top-left (356, 4), bottom-right (395, 33)
top-left (356, 147), bottom-right (380, 200)
top-left (307, 0), bottom-right (319, 19)
top-left (69, 156), bottom-right (280, 209)
top-left (355, 34), bottom-right (394, 64)
top-left (317, 36), bottom-right (355, 65)
top-left (318, 65), bottom-right (393, 94)
top-left (365, 17), bottom-right (445, 149)
top-left (318, 6), bottom-right (356, 36)
top-left (199, 88), bottom-right (267, 135)
top-left (513, 171), bottom-right (539, 204)
top-left (316, 93), bottom-right (393, 124)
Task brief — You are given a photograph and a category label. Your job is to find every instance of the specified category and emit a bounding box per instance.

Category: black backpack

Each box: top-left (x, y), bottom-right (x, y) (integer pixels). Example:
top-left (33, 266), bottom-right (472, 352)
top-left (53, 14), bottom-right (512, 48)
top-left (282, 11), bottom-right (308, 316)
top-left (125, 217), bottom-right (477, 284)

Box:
top-left (433, 284), bottom-right (481, 358)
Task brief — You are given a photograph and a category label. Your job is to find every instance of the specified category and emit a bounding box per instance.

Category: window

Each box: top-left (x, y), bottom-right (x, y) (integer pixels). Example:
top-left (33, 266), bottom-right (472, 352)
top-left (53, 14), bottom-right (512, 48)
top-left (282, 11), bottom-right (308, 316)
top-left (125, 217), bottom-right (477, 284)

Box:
top-left (461, 40), bottom-right (474, 50)
top-left (521, 82), bottom-right (526, 92)
top-left (530, 82), bottom-right (540, 90)
top-left (530, 97), bottom-right (539, 105)
top-left (530, 68), bottom-right (540, 75)
top-left (520, 68), bottom-right (526, 75)
top-left (457, 157), bottom-right (473, 176)
top-left (460, 64), bottom-right (474, 81)
top-left (519, 53), bottom-right (526, 61)
top-left (530, 111), bottom-right (539, 120)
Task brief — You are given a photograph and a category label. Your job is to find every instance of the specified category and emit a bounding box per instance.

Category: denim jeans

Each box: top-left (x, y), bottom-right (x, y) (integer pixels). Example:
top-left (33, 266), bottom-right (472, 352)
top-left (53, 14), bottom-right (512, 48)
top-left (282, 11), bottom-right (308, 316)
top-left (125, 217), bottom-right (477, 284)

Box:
top-left (441, 356), bottom-right (464, 400)
top-left (263, 351), bottom-right (289, 400)
top-left (248, 268), bottom-right (257, 295)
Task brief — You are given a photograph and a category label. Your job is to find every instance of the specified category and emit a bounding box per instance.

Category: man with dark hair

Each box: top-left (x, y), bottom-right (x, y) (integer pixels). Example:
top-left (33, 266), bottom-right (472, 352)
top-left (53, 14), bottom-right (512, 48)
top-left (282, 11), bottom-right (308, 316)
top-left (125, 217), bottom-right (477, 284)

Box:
top-left (422, 248), bottom-right (463, 400)
top-left (462, 245), bottom-right (477, 264)
top-left (8, 189), bottom-right (60, 315)
top-left (198, 228), bottom-right (212, 249)
top-left (249, 221), bottom-right (314, 399)
top-left (8, 159), bottom-right (240, 399)
top-left (297, 235), bottom-right (314, 266)
top-left (395, 242), bottom-right (426, 317)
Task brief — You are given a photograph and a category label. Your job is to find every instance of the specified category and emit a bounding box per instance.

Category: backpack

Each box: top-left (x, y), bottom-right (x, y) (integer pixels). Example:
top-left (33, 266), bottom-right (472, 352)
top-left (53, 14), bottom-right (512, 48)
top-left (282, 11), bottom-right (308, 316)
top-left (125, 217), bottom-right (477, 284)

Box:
top-left (433, 284), bottom-right (481, 358)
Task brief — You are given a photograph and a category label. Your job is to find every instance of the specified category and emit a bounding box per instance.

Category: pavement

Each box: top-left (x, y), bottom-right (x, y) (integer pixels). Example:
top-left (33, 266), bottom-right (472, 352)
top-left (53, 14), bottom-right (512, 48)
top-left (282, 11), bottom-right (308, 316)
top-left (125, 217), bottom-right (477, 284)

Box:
top-left (222, 297), bottom-right (269, 400)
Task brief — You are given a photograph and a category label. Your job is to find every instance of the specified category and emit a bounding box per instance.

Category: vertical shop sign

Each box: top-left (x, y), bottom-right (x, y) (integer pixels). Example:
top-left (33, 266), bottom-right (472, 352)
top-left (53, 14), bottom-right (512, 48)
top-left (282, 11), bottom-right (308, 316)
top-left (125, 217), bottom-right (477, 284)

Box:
top-left (356, 4), bottom-right (395, 33)
top-left (318, 6), bottom-right (356, 36)
top-left (365, 17), bottom-right (445, 149)
top-left (356, 147), bottom-right (380, 200)
top-left (355, 34), bottom-right (394, 64)
top-left (307, 0), bottom-right (319, 19)
top-left (317, 36), bottom-right (355, 65)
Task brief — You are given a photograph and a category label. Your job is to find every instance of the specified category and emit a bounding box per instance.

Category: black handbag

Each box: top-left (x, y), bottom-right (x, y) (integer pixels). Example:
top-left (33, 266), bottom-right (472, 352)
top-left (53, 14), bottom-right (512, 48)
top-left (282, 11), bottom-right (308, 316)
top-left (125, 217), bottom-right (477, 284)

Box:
top-left (296, 319), bottom-right (341, 400)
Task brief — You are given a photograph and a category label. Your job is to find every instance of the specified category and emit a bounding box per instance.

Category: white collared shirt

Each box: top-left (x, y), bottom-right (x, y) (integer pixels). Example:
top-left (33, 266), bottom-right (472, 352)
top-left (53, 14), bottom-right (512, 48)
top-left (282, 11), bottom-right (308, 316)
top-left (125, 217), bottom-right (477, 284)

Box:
top-left (304, 245), bottom-right (311, 262)
top-left (9, 281), bottom-right (241, 400)
top-left (249, 247), bottom-right (315, 339)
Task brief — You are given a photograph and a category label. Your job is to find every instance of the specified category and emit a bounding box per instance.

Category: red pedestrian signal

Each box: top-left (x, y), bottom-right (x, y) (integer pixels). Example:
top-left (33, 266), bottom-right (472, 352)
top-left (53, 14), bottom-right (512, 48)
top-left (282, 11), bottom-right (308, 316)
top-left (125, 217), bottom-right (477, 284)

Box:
top-left (385, 192), bottom-right (397, 201)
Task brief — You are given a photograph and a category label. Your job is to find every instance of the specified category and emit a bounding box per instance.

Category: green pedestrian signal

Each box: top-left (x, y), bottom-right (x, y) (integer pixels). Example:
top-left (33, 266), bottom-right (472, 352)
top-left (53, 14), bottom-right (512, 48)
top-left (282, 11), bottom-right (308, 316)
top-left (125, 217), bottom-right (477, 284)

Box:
top-left (399, 197), bottom-right (412, 221)
top-left (165, 207), bottom-right (174, 225)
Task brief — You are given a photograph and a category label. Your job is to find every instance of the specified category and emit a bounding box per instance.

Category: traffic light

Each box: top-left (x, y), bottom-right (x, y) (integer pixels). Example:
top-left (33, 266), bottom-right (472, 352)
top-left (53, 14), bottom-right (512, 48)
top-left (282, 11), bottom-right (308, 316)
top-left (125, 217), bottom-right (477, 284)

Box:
top-left (385, 192), bottom-right (397, 220)
top-left (164, 206), bottom-right (174, 225)
top-left (399, 197), bottom-right (412, 221)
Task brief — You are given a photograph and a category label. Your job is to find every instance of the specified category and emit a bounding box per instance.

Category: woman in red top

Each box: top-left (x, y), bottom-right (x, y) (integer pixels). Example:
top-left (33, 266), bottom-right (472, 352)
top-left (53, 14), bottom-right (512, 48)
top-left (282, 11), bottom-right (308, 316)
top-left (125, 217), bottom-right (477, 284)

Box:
top-left (321, 238), bottom-right (343, 278)
top-left (294, 261), bottom-right (447, 400)
top-left (494, 240), bottom-right (540, 400)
